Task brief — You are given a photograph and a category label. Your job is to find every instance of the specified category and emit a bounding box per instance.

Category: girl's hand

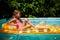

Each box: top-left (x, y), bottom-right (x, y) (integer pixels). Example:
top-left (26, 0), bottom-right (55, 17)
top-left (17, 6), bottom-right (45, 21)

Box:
top-left (22, 18), bottom-right (29, 26)
top-left (25, 18), bottom-right (29, 22)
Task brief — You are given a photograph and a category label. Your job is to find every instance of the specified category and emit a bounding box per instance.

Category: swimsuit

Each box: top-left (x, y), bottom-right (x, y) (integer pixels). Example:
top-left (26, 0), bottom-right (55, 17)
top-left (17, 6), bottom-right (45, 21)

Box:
top-left (15, 20), bottom-right (26, 30)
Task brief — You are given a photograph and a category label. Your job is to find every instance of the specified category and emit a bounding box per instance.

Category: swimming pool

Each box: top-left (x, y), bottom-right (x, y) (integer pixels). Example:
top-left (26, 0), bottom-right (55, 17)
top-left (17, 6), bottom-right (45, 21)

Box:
top-left (0, 18), bottom-right (60, 40)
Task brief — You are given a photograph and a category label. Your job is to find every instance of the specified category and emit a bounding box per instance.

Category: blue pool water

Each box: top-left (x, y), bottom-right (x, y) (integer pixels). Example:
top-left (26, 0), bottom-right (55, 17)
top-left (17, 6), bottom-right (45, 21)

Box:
top-left (0, 33), bottom-right (60, 40)
top-left (0, 18), bottom-right (60, 40)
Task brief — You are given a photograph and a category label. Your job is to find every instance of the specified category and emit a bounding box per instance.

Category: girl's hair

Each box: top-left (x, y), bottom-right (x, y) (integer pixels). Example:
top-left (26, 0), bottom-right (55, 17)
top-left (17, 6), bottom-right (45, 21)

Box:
top-left (12, 9), bottom-right (22, 22)
top-left (13, 9), bottom-right (21, 17)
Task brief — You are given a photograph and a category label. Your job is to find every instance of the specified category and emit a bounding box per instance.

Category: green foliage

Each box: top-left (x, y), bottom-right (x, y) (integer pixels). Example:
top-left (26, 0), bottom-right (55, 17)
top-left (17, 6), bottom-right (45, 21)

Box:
top-left (8, 1), bottom-right (20, 9)
top-left (0, 0), bottom-right (60, 18)
top-left (28, 15), bottom-right (36, 18)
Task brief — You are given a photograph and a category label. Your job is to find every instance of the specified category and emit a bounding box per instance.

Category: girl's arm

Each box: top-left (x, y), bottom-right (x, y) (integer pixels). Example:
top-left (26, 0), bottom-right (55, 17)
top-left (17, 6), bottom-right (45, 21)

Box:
top-left (8, 18), bottom-right (16, 23)
top-left (22, 18), bottom-right (35, 27)
top-left (27, 21), bottom-right (35, 27)
top-left (22, 18), bottom-right (28, 26)
top-left (6, 18), bottom-right (17, 26)
top-left (22, 20), bottom-right (27, 26)
top-left (24, 18), bottom-right (35, 27)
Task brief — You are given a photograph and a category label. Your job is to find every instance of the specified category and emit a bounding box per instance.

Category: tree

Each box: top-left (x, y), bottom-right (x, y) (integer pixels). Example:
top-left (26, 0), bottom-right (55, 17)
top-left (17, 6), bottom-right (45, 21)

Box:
top-left (0, 0), bottom-right (60, 19)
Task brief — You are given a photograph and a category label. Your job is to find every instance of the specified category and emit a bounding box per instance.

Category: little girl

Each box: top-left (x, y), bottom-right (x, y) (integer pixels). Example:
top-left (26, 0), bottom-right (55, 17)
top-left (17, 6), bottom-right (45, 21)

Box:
top-left (7, 9), bottom-right (34, 31)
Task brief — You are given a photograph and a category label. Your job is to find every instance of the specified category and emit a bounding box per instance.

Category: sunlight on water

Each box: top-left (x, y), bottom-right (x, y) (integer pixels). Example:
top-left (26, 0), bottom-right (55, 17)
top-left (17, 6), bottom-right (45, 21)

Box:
top-left (54, 37), bottom-right (56, 40)
top-left (9, 37), bottom-right (13, 40)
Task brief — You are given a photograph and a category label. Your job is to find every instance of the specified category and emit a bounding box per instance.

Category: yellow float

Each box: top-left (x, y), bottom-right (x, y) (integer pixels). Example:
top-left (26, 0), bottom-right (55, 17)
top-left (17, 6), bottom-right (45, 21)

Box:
top-left (1, 23), bottom-right (60, 34)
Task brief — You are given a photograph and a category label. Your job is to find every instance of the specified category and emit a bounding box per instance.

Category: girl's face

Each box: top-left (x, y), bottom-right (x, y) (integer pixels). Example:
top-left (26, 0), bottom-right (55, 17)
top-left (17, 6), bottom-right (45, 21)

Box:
top-left (15, 12), bottom-right (21, 18)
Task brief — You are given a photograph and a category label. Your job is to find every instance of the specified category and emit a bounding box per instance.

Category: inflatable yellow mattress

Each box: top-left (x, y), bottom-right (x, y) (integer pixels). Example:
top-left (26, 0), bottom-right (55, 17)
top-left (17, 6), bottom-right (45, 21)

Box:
top-left (1, 23), bottom-right (60, 34)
